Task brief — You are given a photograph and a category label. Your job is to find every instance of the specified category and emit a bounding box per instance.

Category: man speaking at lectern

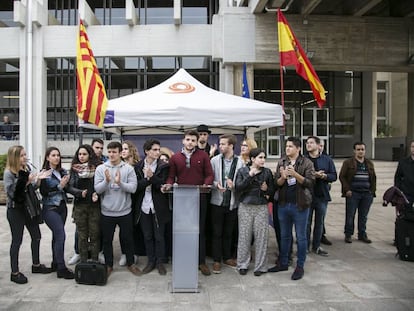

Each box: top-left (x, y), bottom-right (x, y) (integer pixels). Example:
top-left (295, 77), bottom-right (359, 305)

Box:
top-left (165, 130), bottom-right (214, 276)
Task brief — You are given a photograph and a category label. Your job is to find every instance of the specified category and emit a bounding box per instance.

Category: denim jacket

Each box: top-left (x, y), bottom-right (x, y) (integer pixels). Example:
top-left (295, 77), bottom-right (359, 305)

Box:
top-left (40, 169), bottom-right (72, 206)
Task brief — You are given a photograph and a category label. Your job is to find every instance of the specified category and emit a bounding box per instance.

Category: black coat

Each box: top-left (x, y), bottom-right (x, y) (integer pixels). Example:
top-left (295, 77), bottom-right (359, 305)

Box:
top-left (235, 166), bottom-right (275, 205)
top-left (133, 159), bottom-right (171, 225)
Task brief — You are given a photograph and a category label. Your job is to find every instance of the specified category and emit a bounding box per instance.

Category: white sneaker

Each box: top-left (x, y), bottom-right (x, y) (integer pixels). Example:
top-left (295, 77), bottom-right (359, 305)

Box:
top-left (119, 254), bottom-right (127, 266)
top-left (98, 251), bottom-right (105, 264)
top-left (68, 253), bottom-right (80, 265)
top-left (134, 255), bottom-right (139, 264)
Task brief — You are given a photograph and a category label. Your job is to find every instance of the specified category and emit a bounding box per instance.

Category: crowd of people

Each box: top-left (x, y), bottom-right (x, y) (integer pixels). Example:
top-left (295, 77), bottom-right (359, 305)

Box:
top-left (6, 125), bottom-right (413, 285)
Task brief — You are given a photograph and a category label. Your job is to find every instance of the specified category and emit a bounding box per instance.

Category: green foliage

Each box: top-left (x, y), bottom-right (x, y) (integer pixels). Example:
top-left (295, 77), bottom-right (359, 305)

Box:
top-left (0, 154), bottom-right (7, 180)
top-left (377, 124), bottom-right (394, 137)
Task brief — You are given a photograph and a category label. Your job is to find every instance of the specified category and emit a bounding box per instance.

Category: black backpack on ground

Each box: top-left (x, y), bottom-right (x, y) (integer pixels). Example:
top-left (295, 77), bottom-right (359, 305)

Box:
top-left (75, 262), bottom-right (107, 286)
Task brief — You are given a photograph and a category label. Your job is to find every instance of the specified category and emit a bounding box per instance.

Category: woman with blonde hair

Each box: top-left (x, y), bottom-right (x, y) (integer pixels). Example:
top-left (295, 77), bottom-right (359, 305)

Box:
top-left (240, 138), bottom-right (258, 164)
top-left (4, 145), bottom-right (53, 284)
top-left (122, 140), bottom-right (141, 165)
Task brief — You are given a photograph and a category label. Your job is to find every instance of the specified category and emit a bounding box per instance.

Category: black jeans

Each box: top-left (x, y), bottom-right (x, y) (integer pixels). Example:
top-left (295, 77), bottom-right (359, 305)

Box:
top-left (140, 211), bottom-right (166, 264)
top-left (101, 212), bottom-right (134, 268)
top-left (7, 208), bottom-right (41, 273)
top-left (210, 204), bottom-right (237, 262)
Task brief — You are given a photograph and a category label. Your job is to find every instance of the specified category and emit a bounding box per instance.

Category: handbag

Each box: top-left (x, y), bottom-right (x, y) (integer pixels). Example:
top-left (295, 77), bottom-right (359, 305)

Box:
top-left (25, 183), bottom-right (43, 224)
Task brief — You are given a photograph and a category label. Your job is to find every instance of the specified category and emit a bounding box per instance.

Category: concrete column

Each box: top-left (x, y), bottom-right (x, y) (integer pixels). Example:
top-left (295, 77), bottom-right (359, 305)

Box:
top-left (31, 31), bottom-right (47, 168)
top-left (362, 72), bottom-right (375, 159)
top-left (19, 1), bottom-right (47, 169)
top-left (219, 64), bottom-right (234, 94)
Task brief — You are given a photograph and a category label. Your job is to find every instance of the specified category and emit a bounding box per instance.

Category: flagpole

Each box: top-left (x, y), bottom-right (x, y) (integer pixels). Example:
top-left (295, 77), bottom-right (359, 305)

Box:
top-left (77, 8), bottom-right (83, 146)
top-left (279, 60), bottom-right (285, 152)
top-left (278, 9), bottom-right (285, 154)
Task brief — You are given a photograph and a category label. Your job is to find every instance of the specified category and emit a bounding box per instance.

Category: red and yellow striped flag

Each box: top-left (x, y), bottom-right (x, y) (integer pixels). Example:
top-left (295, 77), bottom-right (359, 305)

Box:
top-left (76, 20), bottom-right (108, 127)
top-left (277, 9), bottom-right (326, 108)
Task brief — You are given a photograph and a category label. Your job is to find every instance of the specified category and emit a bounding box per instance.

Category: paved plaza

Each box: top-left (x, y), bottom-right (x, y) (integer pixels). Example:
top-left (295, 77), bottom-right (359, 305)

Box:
top-left (0, 161), bottom-right (413, 310)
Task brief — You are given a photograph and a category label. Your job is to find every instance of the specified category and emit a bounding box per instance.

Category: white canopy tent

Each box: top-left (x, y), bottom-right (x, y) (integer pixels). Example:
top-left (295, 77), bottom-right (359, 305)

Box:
top-left (80, 68), bottom-right (284, 135)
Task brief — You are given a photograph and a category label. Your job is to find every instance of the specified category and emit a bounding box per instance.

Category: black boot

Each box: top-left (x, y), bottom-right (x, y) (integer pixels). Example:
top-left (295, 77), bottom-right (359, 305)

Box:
top-left (57, 268), bottom-right (75, 279)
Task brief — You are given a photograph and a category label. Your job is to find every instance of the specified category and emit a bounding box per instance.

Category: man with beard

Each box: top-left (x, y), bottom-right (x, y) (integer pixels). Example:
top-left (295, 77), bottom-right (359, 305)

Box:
top-left (165, 130), bottom-right (214, 275)
top-left (196, 125), bottom-right (219, 158)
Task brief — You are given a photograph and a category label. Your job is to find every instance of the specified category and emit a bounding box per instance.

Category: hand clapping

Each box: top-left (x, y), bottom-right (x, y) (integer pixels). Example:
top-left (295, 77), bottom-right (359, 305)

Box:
top-left (60, 174), bottom-right (70, 188)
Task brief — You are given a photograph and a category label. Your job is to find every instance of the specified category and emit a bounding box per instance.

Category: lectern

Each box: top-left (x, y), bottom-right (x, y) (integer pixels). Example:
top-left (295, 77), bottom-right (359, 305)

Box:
top-left (169, 185), bottom-right (210, 293)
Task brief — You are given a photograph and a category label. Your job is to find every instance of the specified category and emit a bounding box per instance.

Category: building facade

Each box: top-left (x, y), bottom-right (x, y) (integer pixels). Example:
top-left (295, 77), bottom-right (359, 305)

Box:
top-left (0, 0), bottom-right (413, 167)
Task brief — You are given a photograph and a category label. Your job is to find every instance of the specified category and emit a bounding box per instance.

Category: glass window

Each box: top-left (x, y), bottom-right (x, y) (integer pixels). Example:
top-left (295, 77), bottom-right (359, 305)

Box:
top-left (377, 80), bottom-right (389, 136)
top-left (0, 59), bottom-right (20, 139)
top-left (137, 0), bottom-right (216, 25)
top-left (48, 0), bottom-right (77, 25)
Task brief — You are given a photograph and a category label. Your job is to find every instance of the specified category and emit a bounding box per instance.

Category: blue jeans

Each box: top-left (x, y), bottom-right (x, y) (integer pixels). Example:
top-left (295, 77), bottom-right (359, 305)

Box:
top-left (278, 203), bottom-right (310, 268)
top-left (307, 197), bottom-right (328, 250)
top-left (42, 201), bottom-right (67, 270)
top-left (344, 191), bottom-right (373, 238)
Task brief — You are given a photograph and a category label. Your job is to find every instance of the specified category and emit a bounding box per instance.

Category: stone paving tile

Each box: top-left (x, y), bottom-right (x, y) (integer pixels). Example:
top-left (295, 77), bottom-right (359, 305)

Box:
top-left (399, 299), bottom-right (414, 311)
top-left (343, 282), bottom-right (393, 299)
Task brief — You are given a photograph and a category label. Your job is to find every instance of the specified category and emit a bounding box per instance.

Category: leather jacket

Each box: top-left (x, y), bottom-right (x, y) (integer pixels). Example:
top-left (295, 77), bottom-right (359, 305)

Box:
top-left (275, 155), bottom-right (315, 210)
top-left (235, 166), bottom-right (275, 205)
top-left (339, 157), bottom-right (376, 197)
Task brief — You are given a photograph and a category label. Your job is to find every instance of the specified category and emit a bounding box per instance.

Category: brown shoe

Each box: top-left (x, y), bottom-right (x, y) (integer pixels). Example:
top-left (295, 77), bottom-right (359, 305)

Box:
top-left (107, 266), bottom-right (113, 277)
top-left (127, 264), bottom-right (142, 276)
top-left (199, 264), bottom-right (211, 276)
top-left (224, 259), bottom-right (237, 267)
top-left (157, 264), bottom-right (167, 275)
top-left (212, 262), bottom-right (221, 274)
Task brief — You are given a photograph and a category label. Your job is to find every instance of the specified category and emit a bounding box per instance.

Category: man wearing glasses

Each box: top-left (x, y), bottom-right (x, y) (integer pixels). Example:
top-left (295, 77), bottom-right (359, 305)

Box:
top-left (339, 142), bottom-right (377, 244)
top-left (165, 130), bottom-right (214, 275)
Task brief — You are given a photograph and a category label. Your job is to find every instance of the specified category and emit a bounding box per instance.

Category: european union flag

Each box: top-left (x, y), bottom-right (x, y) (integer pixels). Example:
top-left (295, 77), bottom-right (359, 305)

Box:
top-left (242, 62), bottom-right (250, 98)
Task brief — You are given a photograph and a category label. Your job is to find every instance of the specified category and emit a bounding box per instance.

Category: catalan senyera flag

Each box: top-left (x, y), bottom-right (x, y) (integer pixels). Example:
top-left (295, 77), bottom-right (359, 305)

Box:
top-left (77, 20), bottom-right (108, 127)
top-left (277, 9), bottom-right (326, 108)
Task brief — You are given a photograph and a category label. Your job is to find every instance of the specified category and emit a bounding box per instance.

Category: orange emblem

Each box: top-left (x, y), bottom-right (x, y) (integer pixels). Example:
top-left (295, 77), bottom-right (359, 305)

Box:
top-left (167, 82), bottom-right (195, 93)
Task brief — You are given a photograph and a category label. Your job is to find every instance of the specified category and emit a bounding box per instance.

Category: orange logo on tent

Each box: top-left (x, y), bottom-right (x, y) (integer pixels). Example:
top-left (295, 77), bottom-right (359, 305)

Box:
top-left (167, 82), bottom-right (195, 93)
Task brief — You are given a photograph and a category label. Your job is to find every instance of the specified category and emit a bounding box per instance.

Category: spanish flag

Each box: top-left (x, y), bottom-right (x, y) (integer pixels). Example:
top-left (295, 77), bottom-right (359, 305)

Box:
top-left (277, 9), bottom-right (326, 108)
top-left (76, 20), bottom-right (108, 127)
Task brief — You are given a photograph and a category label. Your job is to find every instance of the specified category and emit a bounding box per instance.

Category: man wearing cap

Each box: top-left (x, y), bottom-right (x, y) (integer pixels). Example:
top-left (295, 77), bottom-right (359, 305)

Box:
top-left (197, 125), bottom-right (219, 159)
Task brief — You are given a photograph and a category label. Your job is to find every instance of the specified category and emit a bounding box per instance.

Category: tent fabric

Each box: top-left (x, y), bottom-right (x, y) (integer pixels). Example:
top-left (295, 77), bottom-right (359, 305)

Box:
top-left (80, 68), bottom-right (284, 135)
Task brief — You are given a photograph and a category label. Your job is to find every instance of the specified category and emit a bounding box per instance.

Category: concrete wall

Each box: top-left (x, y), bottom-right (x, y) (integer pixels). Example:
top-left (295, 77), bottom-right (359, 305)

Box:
top-left (391, 73), bottom-right (408, 137)
top-left (254, 14), bottom-right (414, 73)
